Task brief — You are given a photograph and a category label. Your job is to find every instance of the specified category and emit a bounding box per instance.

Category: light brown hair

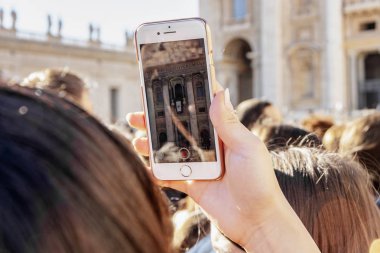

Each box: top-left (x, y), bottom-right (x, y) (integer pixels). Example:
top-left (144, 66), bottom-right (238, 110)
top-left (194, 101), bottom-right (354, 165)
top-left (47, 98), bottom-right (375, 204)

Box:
top-left (301, 114), bottom-right (334, 139)
top-left (273, 147), bottom-right (380, 253)
top-left (22, 68), bottom-right (89, 107)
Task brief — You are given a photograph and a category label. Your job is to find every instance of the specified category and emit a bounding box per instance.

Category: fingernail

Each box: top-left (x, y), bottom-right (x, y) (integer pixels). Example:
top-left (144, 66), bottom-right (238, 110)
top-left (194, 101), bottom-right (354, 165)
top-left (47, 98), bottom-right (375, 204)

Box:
top-left (126, 113), bottom-right (132, 123)
top-left (224, 88), bottom-right (234, 111)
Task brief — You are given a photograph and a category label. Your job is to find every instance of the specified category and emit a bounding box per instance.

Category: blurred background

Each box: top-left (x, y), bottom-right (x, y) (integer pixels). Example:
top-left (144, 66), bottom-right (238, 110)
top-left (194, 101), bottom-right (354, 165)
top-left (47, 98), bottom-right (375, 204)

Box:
top-left (0, 0), bottom-right (379, 125)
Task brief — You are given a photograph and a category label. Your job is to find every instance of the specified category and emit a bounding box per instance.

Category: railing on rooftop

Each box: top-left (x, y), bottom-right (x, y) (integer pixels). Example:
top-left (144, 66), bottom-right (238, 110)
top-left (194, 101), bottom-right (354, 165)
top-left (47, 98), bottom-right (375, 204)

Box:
top-left (0, 28), bottom-right (130, 52)
top-left (344, 0), bottom-right (380, 12)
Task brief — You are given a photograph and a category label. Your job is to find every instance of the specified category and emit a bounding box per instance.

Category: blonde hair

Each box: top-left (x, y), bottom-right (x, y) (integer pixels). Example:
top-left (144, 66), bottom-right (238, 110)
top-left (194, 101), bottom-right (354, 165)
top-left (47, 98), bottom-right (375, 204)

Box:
top-left (339, 112), bottom-right (380, 192)
top-left (322, 124), bottom-right (345, 152)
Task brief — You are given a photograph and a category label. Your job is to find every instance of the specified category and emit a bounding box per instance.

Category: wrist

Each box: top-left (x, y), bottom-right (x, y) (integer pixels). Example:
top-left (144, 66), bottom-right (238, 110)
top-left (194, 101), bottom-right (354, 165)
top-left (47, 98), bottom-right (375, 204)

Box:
top-left (242, 195), bottom-right (321, 253)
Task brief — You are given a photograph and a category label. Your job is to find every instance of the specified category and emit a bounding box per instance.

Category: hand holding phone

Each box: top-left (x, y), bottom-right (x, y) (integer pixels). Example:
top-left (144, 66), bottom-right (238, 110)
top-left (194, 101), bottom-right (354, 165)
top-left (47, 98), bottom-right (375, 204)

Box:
top-left (127, 90), bottom-right (321, 253)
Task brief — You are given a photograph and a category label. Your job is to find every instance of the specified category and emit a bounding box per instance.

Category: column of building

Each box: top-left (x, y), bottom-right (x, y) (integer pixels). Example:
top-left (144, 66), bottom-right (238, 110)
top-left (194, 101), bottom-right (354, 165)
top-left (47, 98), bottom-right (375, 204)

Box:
top-left (323, 0), bottom-right (346, 112)
top-left (348, 51), bottom-right (359, 110)
top-left (259, 0), bottom-right (284, 107)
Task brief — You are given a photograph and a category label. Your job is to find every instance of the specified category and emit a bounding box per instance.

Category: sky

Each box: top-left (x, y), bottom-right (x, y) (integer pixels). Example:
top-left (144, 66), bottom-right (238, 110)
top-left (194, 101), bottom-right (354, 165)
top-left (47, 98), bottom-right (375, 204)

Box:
top-left (0, 0), bottom-right (199, 45)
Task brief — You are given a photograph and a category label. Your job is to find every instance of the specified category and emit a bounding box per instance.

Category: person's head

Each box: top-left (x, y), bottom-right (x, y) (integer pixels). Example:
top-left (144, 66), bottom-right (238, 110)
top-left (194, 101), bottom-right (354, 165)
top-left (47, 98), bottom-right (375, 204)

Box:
top-left (236, 99), bottom-right (282, 130)
top-left (301, 114), bottom-right (334, 139)
top-left (21, 68), bottom-right (92, 111)
top-left (172, 209), bottom-right (210, 253)
top-left (322, 124), bottom-right (346, 152)
top-left (0, 86), bottom-right (172, 253)
top-left (272, 147), bottom-right (380, 253)
top-left (252, 124), bottom-right (321, 151)
top-left (339, 112), bottom-right (380, 193)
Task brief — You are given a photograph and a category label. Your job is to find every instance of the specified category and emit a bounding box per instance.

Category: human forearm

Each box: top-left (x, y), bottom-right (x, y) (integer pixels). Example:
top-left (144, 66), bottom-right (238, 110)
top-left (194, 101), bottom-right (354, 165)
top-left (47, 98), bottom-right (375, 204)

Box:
top-left (243, 199), bottom-right (321, 253)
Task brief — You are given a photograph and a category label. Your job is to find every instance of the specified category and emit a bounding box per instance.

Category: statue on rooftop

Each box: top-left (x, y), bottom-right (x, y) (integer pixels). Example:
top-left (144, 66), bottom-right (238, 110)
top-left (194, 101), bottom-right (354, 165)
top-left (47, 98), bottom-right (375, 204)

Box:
top-left (10, 9), bottom-right (17, 30)
top-left (89, 23), bottom-right (94, 41)
top-left (47, 14), bottom-right (52, 35)
top-left (0, 8), bottom-right (4, 29)
top-left (57, 18), bottom-right (62, 37)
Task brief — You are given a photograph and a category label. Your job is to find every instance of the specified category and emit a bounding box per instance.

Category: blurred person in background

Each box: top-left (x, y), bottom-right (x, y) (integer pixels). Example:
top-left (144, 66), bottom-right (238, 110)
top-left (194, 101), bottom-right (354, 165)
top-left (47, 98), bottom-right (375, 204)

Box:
top-left (322, 124), bottom-right (346, 152)
top-left (252, 124), bottom-right (321, 151)
top-left (0, 86), bottom-right (321, 253)
top-left (274, 147), bottom-right (380, 253)
top-left (340, 112), bottom-right (380, 194)
top-left (21, 68), bottom-right (92, 112)
top-left (301, 114), bottom-right (334, 140)
top-left (236, 98), bottom-right (282, 131)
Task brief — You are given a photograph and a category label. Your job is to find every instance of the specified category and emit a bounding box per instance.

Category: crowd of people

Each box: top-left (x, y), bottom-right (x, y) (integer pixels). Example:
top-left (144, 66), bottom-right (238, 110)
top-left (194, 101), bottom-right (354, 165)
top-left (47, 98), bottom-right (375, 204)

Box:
top-left (0, 68), bottom-right (379, 253)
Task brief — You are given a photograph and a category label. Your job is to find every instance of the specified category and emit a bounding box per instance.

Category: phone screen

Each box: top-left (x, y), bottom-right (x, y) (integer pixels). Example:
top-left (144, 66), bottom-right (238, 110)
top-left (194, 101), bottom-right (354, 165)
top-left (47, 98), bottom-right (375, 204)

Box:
top-left (140, 38), bottom-right (217, 163)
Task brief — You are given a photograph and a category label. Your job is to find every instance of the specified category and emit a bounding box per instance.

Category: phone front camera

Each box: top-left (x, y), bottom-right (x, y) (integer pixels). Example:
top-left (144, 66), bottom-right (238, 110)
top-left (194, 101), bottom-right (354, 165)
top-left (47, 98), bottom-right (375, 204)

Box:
top-left (168, 26), bottom-right (171, 28)
top-left (157, 32), bottom-right (160, 35)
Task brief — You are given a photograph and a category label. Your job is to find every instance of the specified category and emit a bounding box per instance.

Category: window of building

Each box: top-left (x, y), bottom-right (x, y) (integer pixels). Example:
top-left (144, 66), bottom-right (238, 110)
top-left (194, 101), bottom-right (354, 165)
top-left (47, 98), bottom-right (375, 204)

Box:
top-left (170, 77), bottom-right (186, 114)
top-left (157, 111), bottom-right (165, 117)
top-left (198, 107), bottom-right (206, 113)
top-left (196, 81), bottom-right (205, 98)
top-left (159, 132), bottom-right (167, 147)
top-left (155, 87), bottom-right (163, 104)
top-left (233, 0), bottom-right (247, 21)
top-left (200, 129), bottom-right (211, 150)
top-left (177, 121), bottom-right (190, 147)
top-left (153, 80), bottom-right (163, 105)
top-left (110, 87), bottom-right (119, 123)
top-left (360, 21), bottom-right (376, 32)
top-left (293, 0), bottom-right (313, 16)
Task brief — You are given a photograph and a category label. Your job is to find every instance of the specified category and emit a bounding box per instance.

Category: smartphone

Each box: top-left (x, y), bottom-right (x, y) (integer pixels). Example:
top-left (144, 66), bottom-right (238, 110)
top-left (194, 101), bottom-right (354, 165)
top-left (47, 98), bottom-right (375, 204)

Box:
top-left (135, 18), bottom-right (224, 181)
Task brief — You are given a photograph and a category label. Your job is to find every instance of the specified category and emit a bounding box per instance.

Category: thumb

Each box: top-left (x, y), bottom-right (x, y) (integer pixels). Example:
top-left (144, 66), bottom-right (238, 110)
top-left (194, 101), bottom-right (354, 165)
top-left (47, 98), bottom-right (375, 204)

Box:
top-left (209, 89), bottom-right (263, 155)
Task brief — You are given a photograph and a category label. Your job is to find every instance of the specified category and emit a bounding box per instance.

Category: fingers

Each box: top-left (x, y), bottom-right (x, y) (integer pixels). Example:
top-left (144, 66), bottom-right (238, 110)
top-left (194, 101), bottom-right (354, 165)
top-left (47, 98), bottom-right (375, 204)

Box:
top-left (126, 112), bottom-right (146, 131)
top-left (209, 89), bottom-right (264, 155)
top-left (132, 137), bottom-right (149, 156)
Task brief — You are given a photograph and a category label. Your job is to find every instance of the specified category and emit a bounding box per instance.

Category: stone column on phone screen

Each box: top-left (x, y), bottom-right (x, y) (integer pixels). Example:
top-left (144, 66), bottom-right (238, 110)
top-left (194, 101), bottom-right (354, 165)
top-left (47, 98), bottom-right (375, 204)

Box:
top-left (163, 79), bottom-right (175, 142)
top-left (147, 82), bottom-right (158, 150)
top-left (203, 71), bottom-right (215, 148)
top-left (186, 74), bottom-right (199, 143)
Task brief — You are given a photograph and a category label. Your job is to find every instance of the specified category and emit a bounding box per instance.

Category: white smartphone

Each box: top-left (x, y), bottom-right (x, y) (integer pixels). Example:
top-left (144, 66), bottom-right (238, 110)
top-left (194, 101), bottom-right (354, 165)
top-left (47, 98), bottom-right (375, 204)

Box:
top-left (135, 18), bottom-right (224, 181)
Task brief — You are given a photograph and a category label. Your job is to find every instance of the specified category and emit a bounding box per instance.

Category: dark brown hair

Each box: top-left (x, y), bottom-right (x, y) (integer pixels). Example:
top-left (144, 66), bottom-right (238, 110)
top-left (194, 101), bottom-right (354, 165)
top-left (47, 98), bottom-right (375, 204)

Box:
top-left (253, 124), bottom-right (321, 151)
top-left (339, 112), bottom-right (380, 193)
top-left (0, 86), bottom-right (173, 253)
top-left (273, 148), bottom-right (380, 253)
top-left (236, 99), bottom-right (273, 130)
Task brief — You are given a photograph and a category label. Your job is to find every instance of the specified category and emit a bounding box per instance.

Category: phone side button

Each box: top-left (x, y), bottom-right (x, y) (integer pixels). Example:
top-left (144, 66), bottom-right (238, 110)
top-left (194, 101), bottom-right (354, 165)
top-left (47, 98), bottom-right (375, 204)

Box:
top-left (180, 165), bottom-right (192, 177)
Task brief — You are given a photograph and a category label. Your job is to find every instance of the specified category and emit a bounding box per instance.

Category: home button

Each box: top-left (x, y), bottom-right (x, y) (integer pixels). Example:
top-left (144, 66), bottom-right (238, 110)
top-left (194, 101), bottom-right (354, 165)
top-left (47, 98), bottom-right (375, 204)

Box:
top-left (180, 165), bottom-right (192, 177)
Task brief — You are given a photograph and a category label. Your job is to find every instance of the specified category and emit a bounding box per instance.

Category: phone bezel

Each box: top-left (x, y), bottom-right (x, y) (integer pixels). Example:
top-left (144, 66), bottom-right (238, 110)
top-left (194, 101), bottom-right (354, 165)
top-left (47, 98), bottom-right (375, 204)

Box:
top-left (135, 18), bottom-right (224, 181)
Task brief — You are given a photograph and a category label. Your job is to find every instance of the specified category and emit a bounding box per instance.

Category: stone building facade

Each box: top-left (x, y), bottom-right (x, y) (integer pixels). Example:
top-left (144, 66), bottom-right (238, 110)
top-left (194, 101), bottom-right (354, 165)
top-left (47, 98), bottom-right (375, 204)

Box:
top-left (0, 25), bottom-right (140, 125)
top-left (200, 0), bottom-right (380, 113)
top-left (142, 40), bottom-right (214, 162)
top-left (2, 0), bottom-right (379, 127)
